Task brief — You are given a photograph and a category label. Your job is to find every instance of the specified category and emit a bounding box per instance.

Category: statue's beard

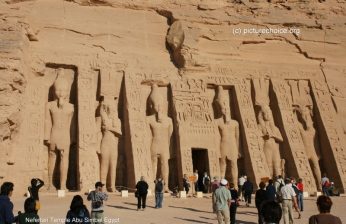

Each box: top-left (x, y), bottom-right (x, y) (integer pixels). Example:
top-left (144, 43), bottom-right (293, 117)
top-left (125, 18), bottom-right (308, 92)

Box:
top-left (157, 111), bottom-right (162, 123)
top-left (58, 97), bottom-right (65, 109)
top-left (224, 115), bottom-right (230, 123)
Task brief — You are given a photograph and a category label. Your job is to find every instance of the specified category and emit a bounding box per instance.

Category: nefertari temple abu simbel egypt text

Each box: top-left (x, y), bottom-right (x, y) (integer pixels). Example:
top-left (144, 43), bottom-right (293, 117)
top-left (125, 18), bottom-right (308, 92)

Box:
top-left (0, 0), bottom-right (346, 195)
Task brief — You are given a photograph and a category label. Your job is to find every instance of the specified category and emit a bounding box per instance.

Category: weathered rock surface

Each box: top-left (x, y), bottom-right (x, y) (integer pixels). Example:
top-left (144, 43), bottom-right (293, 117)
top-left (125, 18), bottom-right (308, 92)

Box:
top-left (0, 0), bottom-right (345, 194)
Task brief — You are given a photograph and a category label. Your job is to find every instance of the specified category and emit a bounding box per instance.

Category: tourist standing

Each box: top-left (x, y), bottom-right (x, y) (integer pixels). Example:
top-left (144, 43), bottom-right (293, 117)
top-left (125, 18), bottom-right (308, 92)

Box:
top-left (255, 182), bottom-right (268, 224)
top-left (229, 183), bottom-right (239, 224)
top-left (87, 182), bottom-right (108, 224)
top-left (66, 195), bottom-right (90, 224)
top-left (242, 178), bottom-right (253, 207)
top-left (266, 179), bottom-right (276, 200)
top-left (296, 178), bottom-right (304, 212)
top-left (238, 175), bottom-right (245, 201)
top-left (183, 174), bottom-right (190, 194)
top-left (135, 176), bottom-right (148, 211)
top-left (279, 178), bottom-right (297, 224)
top-left (28, 178), bottom-right (44, 214)
top-left (194, 170), bottom-right (199, 192)
top-left (211, 176), bottom-right (220, 213)
top-left (213, 179), bottom-right (231, 224)
top-left (308, 195), bottom-right (342, 224)
top-left (202, 172), bottom-right (211, 193)
top-left (320, 173), bottom-right (330, 196)
top-left (0, 182), bottom-right (17, 224)
top-left (154, 175), bottom-right (165, 209)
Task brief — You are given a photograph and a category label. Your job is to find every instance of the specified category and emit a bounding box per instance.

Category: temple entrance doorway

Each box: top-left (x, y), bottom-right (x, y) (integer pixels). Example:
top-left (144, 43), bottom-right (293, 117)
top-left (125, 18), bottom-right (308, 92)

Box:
top-left (192, 148), bottom-right (210, 192)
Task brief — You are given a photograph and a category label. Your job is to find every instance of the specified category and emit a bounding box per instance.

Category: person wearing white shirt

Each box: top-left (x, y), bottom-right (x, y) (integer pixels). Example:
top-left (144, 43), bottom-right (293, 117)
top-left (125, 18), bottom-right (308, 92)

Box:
top-left (279, 178), bottom-right (297, 224)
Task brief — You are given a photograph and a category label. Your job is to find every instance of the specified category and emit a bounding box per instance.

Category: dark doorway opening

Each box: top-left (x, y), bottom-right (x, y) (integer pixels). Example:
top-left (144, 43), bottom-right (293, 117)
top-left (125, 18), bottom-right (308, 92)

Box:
top-left (192, 148), bottom-right (209, 192)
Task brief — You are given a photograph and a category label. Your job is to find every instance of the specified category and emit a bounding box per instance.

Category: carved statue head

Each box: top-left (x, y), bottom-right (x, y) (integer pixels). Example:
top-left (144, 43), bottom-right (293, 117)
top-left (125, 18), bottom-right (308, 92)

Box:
top-left (295, 105), bottom-right (313, 128)
top-left (215, 86), bottom-right (230, 121)
top-left (102, 101), bottom-right (117, 117)
top-left (53, 69), bottom-right (69, 100)
top-left (260, 105), bottom-right (272, 122)
top-left (149, 83), bottom-right (164, 121)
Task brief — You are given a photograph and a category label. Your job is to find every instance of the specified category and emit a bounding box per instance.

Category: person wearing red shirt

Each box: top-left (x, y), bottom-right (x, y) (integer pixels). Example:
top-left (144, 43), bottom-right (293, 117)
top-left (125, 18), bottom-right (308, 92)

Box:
top-left (296, 178), bottom-right (304, 212)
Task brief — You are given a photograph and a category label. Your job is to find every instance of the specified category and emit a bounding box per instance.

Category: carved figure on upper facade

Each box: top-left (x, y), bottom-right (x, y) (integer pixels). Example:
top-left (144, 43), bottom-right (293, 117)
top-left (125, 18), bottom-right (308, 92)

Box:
top-left (295, 105), bottom-right (322, 190)
top-left (215, 86), bottom-right (241, 186)
top-left (257, 105), bottom-right (283, 178)
top-left (146, 84), bottom-right (173, 192)
top-left (99, 101), bottom-right (122, 192)
top-left (44, 69), bottom-right (75, 190)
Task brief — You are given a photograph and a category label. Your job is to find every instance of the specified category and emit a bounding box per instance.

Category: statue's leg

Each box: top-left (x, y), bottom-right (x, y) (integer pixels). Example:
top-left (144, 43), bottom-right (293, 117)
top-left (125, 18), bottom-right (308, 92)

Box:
top-left (109, 146), bottom-right (118, 192)
top-left (47, 144), bottom-right (57, 190)
top-left (151, 155), bottom-right (158, 180)
top-left (309, 156), bottom-right (322, 191)
top-left (264, 144), bottom-right (273, 177)
top-left (160, 153), bottom-right (170, 192)
top-left (273, 145), bottom-right (281, 178)
top-left (59, 148), bottom-right (70, 190)
top-left (220, 157), bottom-right (226, 179)
top-left (100, 147), bottom-right (110, 188)
top-left (230, 159), bottom-right (238, 187)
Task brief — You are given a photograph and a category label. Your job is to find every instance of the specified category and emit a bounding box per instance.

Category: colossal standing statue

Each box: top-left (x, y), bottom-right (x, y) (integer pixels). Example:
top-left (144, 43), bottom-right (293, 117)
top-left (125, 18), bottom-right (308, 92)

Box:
top-left (215, 86), bottom-right (241, 185)
top-left (100, 101), bottom-right (122, 192)
top-left (257, 105), bottom-right (283, 178)
top-left (147, 84), bottom-right (173, 192)
top-left (296, 105), bottom-right (322, 190)
top-left (44, 69), bottom-right (75, 190)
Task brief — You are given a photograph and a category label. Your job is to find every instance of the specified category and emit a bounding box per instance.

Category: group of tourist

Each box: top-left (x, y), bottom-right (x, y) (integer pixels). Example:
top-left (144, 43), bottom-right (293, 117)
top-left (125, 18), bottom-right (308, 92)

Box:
top-left (206, 173), bottom-right (343, 224)
top-left (0, 172), bottom-right (343, 224)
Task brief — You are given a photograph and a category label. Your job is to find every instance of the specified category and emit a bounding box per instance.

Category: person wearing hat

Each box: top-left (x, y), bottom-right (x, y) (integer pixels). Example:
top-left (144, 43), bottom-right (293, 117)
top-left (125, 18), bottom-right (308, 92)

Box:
top-left (213, 179), bottom-right (232, 224)
top-left (328, 182), bottom-right (340, 196)
top-left (202, 172), bottom-right (211, 193)
top-left (87, 182), bottom-right (108, 224)
top-left (211, 176), bottom-right (220, 213)
top-left (278, 178), bottom-right (297, 224)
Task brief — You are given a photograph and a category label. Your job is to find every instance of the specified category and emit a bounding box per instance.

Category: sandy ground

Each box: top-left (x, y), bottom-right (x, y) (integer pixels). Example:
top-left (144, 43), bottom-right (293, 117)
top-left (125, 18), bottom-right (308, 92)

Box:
top-left (10, 193), bottom-right (346, 224)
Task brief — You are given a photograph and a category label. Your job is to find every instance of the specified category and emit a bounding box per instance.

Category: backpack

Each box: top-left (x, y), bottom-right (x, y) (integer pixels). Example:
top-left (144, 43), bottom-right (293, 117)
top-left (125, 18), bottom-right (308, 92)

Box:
top-left (204, 176), bottom-right (210, 185)
top-left (277, 180), bottom-right (284, 191)
top-left (324, 180), bottom-right (330, 187)
top-left (156, 180), bottom-right (163, 192)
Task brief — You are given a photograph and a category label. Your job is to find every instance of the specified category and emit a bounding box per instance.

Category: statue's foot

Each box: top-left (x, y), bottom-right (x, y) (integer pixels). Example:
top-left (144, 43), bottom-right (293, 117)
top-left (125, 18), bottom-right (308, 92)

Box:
top-left (46, 186), bottom-right (57, 192)
top-left (107, 187), bottom-right (116, 192)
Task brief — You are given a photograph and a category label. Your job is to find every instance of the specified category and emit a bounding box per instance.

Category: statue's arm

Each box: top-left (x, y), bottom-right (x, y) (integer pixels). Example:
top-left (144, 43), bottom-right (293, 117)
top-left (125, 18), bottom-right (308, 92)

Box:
top-left (314, 131), bottom-right (322, 159)
top-left (109, 118), bottom-right (122, 137)
top-left (168, 118), bottom-right (173, 138)
top-left (272, 127), bottom-right (283, 142)
top-left (70, 106), bottom-right (77, 143)
top-left (235, 122), bottom-right (242, 158)
top-left (44, 102), bottom-right (52, 142)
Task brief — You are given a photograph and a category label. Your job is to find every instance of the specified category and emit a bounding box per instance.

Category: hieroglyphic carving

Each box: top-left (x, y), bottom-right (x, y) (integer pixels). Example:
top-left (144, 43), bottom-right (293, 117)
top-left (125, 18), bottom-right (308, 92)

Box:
top-left (272, 79), bottom-right (316, 191)
top-left (124, 71), bottom-right (154, 188)
top-left (24, 80), bottom-right (45, 174)
top-left (234, 79), bottom-right (270, 185)
top-left (311, 80), bottom-right (346, 191)
top-left (78, 68), bottom-right (99, 190)
top-left (172, 76), bottom-right (220, 190)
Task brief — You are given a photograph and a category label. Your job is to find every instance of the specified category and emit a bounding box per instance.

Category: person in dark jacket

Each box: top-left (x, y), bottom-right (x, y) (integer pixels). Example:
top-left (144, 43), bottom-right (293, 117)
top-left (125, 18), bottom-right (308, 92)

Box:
top-left (135, 176), bottom-right (149, 211)
top-left (229, 183), bottom-right (239, 224)
top-left (183, 174), bottom-right (189, 194)
top-left (255, 182), bottom-right (268, 224)
top-left (28, 178), bottom-right (44, 214)
top-left (66, 195), bottom-right (90, 224)
top-left (266, 179), bottom-right (276, 200)
top-left (0, 182), bottom-right (17, 224)
top-left (242, 178), bottom-right (253, 207)
top-left (18, 198), bottom-right (39, 224)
